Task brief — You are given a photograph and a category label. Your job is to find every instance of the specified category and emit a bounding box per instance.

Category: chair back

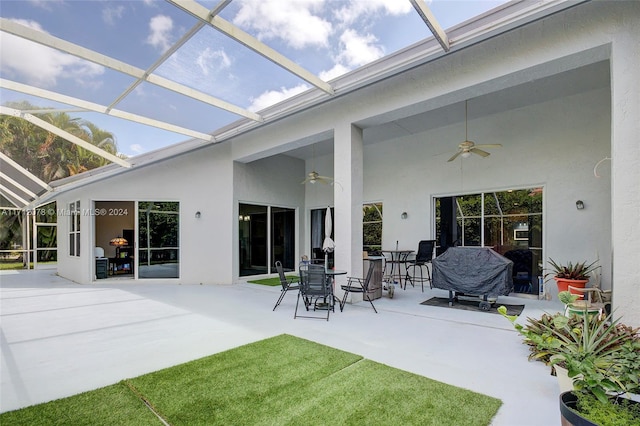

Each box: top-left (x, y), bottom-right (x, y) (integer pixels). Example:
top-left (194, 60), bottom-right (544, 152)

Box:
top-left (299, 265), bottom-right (329, 298)
top-left (415, 240), bottom-right (436, 263)
top-left (362, 261), bottom-right (376, 291)
top-left (275, 261), bottom-right (288, 290)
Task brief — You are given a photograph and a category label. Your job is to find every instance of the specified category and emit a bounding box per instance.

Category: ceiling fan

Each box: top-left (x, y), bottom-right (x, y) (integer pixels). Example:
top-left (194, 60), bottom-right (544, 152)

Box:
top-left (301, 144), bottom-right (334, 184)
top-left (301, 170), bottom-right (334, 185)
top-left (448, 100), bottom-right (502, 162)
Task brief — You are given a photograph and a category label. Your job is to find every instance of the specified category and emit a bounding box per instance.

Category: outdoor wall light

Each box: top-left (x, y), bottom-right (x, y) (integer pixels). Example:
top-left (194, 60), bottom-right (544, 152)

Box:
top-left (576, 200), bottom-right (585, 210)
top-left (195, 211), bottom-right (201, 219)
top-left (401, 212), bottom-right (408, 219)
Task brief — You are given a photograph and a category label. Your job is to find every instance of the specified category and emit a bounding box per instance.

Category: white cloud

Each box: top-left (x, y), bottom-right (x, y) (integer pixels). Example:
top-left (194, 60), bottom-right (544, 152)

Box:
top-left (146, 15), bottom-right (173, 53)
top-left (337, 29), bottom-right (384, 68)
top-left (334, 0), bottom-right (413, 25)
top-left (233, 0), bottom-right (331, 49)
top-left (319, 63), bottom-right (350, 81)
top-left (102, 5), bottom-right (125, 25)
top-left (129, 144), bottom-right (145, 155)
top-left (195, 48), bottom-right (231, 76)
top-left (247, 84), bottom-right (310, 112)
top-left (0, 19), bottom-right (104, 87)
top-left (28, 0), bottom-right (63, 12)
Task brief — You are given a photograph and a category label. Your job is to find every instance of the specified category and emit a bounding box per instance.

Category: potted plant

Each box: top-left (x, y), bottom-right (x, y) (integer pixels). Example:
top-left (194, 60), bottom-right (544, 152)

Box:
top-left (499, 305), bottom-right (640, 426)
top-left (545, 258), bottom-right (600, 294)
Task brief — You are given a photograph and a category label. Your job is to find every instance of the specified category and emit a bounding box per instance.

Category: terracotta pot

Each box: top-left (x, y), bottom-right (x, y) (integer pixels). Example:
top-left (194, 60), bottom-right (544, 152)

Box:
top-left (554, 277), bottom-right (588, 297)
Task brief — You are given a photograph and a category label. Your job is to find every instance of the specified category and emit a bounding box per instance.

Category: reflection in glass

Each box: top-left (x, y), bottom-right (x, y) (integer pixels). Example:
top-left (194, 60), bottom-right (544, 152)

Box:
top-left (435, 188), bottom-right (543, 294)
top-left (271, 207), bottom-right (295, 271)
top-left (138, 202), bottom-right (179, 279)
top-left (239, 204), bottom-right (268, 276)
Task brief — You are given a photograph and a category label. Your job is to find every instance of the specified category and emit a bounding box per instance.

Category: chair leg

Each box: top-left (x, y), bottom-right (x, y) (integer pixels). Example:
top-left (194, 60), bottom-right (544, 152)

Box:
top-left (294, 291), bottom-right (301, 318)
top-left (273, 289), bottom-right (287, 311)
top-left (340, 290), bottom-right (349, 312)
top-left (364, 294), bottom-right (378, 313)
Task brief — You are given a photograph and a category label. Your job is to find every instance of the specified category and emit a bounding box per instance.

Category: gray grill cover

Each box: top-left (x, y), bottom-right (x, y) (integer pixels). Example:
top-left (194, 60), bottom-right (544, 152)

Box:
top-left (432, 247), bottom-right (513, 297)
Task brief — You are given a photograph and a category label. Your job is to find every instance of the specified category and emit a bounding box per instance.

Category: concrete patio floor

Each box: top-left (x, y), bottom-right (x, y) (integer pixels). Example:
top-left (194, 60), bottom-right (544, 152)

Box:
top-left (1, 268), bottom-right (565, 425)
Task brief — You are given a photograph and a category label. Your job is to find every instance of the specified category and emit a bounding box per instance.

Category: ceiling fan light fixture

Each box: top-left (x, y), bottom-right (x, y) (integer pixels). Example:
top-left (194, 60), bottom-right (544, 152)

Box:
top-left (461, 151), bottom-right (472, 158)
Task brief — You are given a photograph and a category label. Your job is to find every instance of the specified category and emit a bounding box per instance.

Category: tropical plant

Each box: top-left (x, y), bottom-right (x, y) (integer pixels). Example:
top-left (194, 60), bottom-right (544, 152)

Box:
top-left (0, 101), bottom-right (122, 183)
top-left (545, 258), bottom-right (600, 281)
top-left (499, 305), bottom-right (640, 425)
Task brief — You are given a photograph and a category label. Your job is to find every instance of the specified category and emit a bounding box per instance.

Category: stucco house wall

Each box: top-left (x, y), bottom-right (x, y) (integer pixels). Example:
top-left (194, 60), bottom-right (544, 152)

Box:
top-left (52, 1), bottom-right (638, 325)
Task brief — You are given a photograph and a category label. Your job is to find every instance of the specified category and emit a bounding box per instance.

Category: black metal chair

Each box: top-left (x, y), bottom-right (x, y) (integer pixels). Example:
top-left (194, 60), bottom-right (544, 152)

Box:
top-left (503, 249), bottom-right (533, 293)
top-left (340, 261), bottom-right (378, 313)
top-left (405, 240), bottom-right (435, 291)
top-left (272, 260), bottom-right (300, 311)
top-left (295, 264), bottom-right (333, 321)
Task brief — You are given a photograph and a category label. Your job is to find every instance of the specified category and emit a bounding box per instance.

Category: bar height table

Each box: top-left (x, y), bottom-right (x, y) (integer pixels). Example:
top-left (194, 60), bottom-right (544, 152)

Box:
top-left (381, 250), bottom-right (414, 289)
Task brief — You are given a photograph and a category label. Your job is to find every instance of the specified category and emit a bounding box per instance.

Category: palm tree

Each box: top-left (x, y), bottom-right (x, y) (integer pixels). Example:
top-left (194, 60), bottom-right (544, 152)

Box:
top-left (0, 102), bottom-right (122, 183)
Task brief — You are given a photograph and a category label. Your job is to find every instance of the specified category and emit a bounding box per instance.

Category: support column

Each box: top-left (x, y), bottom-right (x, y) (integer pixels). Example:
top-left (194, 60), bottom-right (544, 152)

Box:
top-left (610, 26), bottom-right (640, 327)
top-left (333, 123), bottom-right (364, 302)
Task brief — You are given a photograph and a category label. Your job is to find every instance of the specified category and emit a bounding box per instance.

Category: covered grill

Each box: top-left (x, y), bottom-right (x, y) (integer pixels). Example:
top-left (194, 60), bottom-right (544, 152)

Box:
top-left (432, 247), bottom-right (513, 310)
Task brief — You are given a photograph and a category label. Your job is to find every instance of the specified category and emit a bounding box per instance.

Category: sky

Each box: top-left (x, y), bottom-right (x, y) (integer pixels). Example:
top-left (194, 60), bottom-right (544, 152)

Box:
top-left (1, 0), bottom-right (508, 158)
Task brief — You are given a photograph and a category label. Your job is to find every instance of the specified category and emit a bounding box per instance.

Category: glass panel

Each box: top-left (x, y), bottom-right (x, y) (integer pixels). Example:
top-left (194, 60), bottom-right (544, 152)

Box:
top-left (239, 204), bottom-right (268, 276)
top-left (76, 201), bottom-right (81, 231)
top-left (459, 217), bottom-right (481, 246)
top-left (457, 194), bottom-right (481, 217)
top-left (138, 202), bottom-right (179, 279)
top-left (36, 219), bottom-right (58, 263)
top-left (271, 207), bottom-right (295, 271)
top-left (363, 203), bottom-right (383, 254)
top-left (69, 202), bottom-right (75, 232)
top-left (310, 207), bottom-right (334, 268)
top-left (435, 187), bottom-right (544, 294)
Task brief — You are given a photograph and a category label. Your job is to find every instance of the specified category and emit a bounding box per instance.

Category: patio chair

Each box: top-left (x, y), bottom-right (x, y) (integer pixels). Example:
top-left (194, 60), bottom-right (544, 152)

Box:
top-left (565, 285), bottom-right (609, 316)
top-left (272, 261), bottom-right (300, 311)
top-left (295, 264), bottom-right (333, 321)
top-left (404, 240), bottom-right (435, 291)
top-left (339, 261), bottom-right (378, 313)
top-left (503, 249), bottom-right (533, 293)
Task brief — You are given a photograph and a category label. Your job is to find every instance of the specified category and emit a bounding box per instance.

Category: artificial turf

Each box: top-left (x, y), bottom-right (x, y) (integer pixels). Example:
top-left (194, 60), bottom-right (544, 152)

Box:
top-left (246, 275), bottom-right (298, 286)
top-left (1, 334), bottom-right (501, 425)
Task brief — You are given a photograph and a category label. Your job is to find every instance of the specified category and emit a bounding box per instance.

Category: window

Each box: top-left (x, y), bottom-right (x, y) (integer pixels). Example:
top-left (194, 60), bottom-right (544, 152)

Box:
top-left (138, 202), bottom-right (179, 278)
top-left (310, 207), bottom-right (333, 268)
top-left (363, 203), bottom-right (383, 253)
top-left (240, 203), bottom-right (295, 276)
top-left (435, 188), bottom-right (543, 294)
top-left (69, 200), bottom-right (80, 257)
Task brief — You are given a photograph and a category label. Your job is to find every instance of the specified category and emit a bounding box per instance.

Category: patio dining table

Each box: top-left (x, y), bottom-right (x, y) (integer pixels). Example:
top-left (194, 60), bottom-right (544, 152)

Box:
top-left (381, 250), bottom-right (414, 289)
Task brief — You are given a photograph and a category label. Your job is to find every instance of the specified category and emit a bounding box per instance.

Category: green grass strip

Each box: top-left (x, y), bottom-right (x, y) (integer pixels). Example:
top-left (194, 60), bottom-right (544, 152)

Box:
top-left (0, 381), bottom-right (159, 426)
top-left (246, 275), bottom-right (298, 286)
top-left (1, 335), bottom-right (501, 425)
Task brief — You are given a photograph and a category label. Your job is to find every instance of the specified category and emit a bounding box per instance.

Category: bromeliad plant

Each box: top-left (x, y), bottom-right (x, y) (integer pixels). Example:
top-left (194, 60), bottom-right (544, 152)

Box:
top-left (499, 305), bottom-right (640, 401)
top-left (499, 304), bottom-right (640, 425)
top-left (545, 258), bottom-right (600, 281)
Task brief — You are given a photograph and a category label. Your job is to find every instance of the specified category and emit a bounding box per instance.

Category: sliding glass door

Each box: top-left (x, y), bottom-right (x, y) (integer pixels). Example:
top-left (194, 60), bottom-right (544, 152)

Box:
top-left (138, 201), bottom-right (179, 279)
top-left (435, 188), bottom-right (543, 294)
top-left (239, 203), bottom-right (295, 276)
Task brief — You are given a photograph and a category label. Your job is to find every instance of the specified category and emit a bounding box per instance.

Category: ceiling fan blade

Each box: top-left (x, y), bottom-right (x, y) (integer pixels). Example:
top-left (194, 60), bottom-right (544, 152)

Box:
top-left (474, 144), bottom-right (502, 149)
top-left (447, 151), bottom-right (462, 162)
top-left (471, 148), bottom-right (491, 157)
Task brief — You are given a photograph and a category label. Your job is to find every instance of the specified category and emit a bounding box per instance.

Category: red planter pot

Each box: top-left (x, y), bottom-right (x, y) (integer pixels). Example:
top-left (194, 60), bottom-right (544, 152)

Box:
top-left (554, 278), bottom-right (588, 298)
